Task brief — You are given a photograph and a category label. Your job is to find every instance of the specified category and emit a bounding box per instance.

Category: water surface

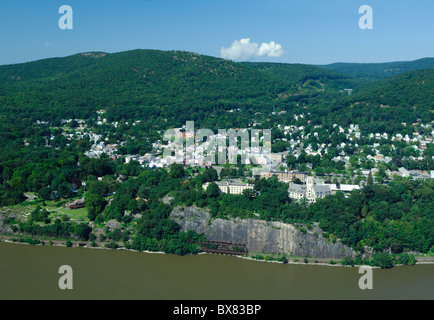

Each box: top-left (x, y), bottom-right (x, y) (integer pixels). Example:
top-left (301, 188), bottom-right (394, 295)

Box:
top-left (0, 242), bottom-right (432, 300)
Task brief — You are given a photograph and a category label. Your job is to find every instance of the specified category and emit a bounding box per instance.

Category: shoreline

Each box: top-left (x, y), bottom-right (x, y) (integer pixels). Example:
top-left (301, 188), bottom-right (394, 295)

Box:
top-left (1, 237), bottom-right (433, 269)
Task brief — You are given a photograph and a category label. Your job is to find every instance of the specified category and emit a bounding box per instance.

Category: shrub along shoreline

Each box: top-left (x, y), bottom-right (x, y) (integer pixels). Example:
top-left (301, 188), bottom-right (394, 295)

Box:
top-left (1, 235), bottom-right (427, 269)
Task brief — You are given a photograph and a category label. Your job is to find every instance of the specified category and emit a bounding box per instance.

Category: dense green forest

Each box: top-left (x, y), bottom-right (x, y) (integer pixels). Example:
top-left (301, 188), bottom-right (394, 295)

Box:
top-left (351, 69), bottom-right (434, 108)
top-left (242, 61), bottom-right (362, 90)
top-left (172, 171), bottom-right (433, 256)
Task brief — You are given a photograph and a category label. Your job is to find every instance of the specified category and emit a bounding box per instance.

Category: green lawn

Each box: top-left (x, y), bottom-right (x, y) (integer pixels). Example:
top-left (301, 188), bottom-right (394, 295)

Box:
top-left (47, 206), bottom-right (89, 222)
top-left (1, 200), bottom-right (89, 224)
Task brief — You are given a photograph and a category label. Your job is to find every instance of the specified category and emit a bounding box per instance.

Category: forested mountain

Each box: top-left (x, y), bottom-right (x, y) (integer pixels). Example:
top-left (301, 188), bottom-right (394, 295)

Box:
top-left (317, 69), bottom-right (434, 134)
top-left (350, 69), bottom-right (434, 120)
top-left (0, 49), bottom-right (433, 140)
top-left (242, 62), bottom-right (362, 90)
top-left (319, 57), bottom-right (434, 81)
top-left (0, 49), bottom-right (351, 131)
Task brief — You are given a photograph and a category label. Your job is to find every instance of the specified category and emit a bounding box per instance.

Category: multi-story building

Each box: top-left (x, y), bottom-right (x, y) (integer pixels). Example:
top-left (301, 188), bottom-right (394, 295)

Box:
top-left (288, 176), bottom-right (331, 203)
top-left (260, 171), bottom-right (307, 183)
top-left (202, 179), bottom-right (254, 195)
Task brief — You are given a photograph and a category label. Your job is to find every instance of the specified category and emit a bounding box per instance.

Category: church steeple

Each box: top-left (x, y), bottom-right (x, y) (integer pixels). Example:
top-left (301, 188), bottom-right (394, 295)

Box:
top-left (306, 176), bottom-right (314, 186)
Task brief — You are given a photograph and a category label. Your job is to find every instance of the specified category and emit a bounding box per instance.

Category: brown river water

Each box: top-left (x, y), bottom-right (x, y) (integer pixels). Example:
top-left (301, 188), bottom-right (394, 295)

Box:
top-left (0, 242), bottom-right (433, 300)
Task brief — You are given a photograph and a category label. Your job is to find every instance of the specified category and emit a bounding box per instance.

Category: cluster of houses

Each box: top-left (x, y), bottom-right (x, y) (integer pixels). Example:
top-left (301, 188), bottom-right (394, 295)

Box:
top-left (85, 141), bottom-right (118, 159)
top-left (40, 114), bottom-right (432, 208)
top-left (43, 114), bottom-right (433, 187)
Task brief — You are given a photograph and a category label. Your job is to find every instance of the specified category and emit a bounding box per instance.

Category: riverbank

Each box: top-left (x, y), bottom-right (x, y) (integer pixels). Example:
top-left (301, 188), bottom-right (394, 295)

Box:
top-left (1, 234), bottom-right (433, 269)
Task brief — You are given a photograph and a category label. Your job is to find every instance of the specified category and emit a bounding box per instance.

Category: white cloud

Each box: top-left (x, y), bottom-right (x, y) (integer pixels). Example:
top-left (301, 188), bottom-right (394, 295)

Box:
top-left (258, 41), bottom-right (284, 58)
top-left (220, 38), bottom-right (258, 61)
top-left (220, 38), bottom-right (285, 61)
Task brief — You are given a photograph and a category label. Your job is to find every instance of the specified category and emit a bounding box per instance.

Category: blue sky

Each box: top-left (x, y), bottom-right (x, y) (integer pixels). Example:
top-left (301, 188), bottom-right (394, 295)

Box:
top-left (0, 0), bottom-right (433, 66)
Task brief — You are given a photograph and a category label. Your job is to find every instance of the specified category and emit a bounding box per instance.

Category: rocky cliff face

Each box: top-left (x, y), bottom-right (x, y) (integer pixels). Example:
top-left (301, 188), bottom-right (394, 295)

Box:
top-left (0, 212), bottom-right (16, 235)
top-left (170, 206), bottom-right (355, 259)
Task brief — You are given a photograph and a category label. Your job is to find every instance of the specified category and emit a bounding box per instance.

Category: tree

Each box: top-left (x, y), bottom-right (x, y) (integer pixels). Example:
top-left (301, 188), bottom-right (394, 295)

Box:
top-left (278, 255), bottom-right (288, 264)
top-left (314, 167), bottom-right (325, 176)
top-left (220, 167), bottom-right (229, 178)
top-left (206, 182), bottom-right (220, 198)
top-left (286, 154), bottom-right (297, 170)
top-left (75, 223), bottom-right (92, 241)
top-left (229, 168), bottom-right (238, 177)
top-left (367, 171), bottom-right (373, 185)
top-left (69, 120), bottom-right (79, 129)
top-left (349, 156), bottom-right (359, 168)
top-left (85, 193), bottom-right (107, 221)
top-left (58, 182), bottom-right (73, 198)
top-left (38, 187), bottom-right (52, 201)
top-left (127, 199), bottom-right (138, 212)
top-left (340, 256), bottom-right (355, 267)
top-left (30, 206), bottom-right (50, 222)
top-left (390, 242), bottom-right (403, 254)
top-left (292, 177), bottom-right (302, 185)
top-left (203, 168), bottom-right (218, 182)
top-left (298, 163), bottom-right (308, 172)
top-left (372, 252), bottom-right (393, 269)
top-left (242, 188), bottom-right (255, 200)
top-left (169, 163), bottom-right (185, 179)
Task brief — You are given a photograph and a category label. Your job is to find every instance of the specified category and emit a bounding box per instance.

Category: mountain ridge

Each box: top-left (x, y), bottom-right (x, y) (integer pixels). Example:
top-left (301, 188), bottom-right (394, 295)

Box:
top-left (0, 49), bottom-right (432, 135)
top-left (318, 57), bottom-right (434, 80)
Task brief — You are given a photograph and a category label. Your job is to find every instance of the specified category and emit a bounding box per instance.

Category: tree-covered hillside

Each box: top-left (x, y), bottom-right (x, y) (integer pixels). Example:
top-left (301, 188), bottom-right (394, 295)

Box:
top-left (346, 69), bottom-right (434, 128)
top-left (1, 49), bottom-right (433, 144)
top-left (351, 69), bottom-right (434, 109)
top-left (0, 49), bottom-right (349, 131)
top-left (319, 57), bottom-right (434, 81)
top-left (243, 62), bottom-right (361, 91)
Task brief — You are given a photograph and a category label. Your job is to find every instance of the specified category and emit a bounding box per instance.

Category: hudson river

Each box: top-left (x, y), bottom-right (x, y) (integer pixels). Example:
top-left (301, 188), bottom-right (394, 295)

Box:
top-left (1, 242), bottom-right (433, 300)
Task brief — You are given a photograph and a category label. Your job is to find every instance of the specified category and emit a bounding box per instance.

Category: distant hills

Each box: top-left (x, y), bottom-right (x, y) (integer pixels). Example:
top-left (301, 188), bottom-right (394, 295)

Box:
top-left (351, 68), bottom-right (434, 107)
top-left (243, 62), bottom-right (363, 93)
top-left (0, 49), bottom-right (432, 137)
top-left (319, 57), bottom-right (434, 81)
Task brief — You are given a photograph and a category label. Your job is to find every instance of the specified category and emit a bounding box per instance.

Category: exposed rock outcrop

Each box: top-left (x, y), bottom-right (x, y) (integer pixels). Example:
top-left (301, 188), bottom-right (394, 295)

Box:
top-left (106, 219), bottom-right (121, 232)
top-left (0, 212), bottom-right (17, 235)
top-left (171, 206), bottom-right (355, 259)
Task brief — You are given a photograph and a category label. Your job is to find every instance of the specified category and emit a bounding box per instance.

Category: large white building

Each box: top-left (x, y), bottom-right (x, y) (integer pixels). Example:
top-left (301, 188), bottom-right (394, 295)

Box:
top-left (288, 176), bottom-right (332, 203)
top-left (327, 183), bottom-right (360, 195)
top-left (202, 179), bottom-right (254, 195)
